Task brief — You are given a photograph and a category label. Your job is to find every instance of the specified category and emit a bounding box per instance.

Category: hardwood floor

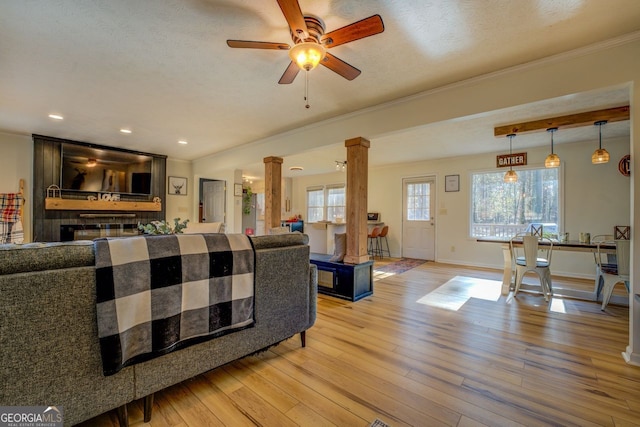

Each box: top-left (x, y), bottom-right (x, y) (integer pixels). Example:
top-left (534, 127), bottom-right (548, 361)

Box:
top-left (80, 260), bottom-right (639, 426)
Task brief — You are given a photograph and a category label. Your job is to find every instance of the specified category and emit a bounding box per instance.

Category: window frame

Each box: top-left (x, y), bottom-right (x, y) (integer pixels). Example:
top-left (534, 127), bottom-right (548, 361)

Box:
top-left (306, 183), bottom-right (346, 222)
top-left (326, 184), bottom-right (346, 222)
top-left (468, 164), bottom-right (564, 239)
top-left (306, 186), bottom-right (325, 223)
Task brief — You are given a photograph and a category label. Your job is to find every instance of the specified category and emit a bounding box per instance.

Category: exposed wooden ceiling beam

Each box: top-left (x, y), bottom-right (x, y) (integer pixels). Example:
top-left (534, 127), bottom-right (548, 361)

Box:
top-left (494, 105), bottom-right (630, 137)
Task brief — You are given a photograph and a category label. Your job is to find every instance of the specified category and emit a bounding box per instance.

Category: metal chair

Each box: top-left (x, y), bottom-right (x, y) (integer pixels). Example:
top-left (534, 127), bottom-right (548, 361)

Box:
top-left (510, 233), bottom-right (553, 301)
top-left (591, 234), bottom-right (615, 299)
top-left (600, 239), bottom-right (630, 310)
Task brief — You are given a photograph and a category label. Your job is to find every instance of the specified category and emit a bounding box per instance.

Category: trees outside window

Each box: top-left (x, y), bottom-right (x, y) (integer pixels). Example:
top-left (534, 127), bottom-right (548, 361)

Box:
top-left (470, 168), bottom-right (560, 238)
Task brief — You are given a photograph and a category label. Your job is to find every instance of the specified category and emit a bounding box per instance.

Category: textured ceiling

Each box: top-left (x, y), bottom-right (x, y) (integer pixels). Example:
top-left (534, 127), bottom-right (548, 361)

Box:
top-left (1, 0), bottom-right (639, 176)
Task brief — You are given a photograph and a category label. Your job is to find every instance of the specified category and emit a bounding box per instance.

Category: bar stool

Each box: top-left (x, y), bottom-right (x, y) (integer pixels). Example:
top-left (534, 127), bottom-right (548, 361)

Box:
top-left (377, 225), bottom-right (390, 258)
top-left (367, 227), bottom-right (381, 258)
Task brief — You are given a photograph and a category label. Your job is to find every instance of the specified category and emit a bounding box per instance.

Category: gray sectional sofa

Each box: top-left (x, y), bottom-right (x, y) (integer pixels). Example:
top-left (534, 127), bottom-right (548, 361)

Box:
top-left (0, 233), bottom-right (317, 426)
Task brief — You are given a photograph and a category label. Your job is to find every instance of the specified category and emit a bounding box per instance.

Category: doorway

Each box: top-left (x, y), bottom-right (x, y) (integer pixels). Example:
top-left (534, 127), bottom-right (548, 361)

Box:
top-left (200, 179), bottom-right (225, 224)
top-left (402, 176), bottom-right (436, 260)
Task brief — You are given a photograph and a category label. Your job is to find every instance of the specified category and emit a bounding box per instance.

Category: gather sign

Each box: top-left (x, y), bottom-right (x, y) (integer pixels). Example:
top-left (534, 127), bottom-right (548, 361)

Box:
top-left (496, 152), bottom-right (527, 168)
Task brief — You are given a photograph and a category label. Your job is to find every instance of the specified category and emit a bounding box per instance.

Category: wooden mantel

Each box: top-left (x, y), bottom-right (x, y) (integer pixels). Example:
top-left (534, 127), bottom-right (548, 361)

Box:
top-left (45, 198), bottom-right (162, 212)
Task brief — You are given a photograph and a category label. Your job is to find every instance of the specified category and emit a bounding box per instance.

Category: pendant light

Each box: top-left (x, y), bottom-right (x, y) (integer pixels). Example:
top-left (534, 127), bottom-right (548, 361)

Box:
top-left (591, 120), bottom-right (610, 164)
top-left (544, 127), bottom-right (560, 168)
top-left (504, 133), bottom-right (518, 183)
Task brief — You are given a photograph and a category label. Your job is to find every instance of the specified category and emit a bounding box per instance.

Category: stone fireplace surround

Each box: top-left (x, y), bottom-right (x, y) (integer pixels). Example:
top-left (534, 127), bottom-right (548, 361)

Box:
top-left (33, 135), bottom-right (167, 242)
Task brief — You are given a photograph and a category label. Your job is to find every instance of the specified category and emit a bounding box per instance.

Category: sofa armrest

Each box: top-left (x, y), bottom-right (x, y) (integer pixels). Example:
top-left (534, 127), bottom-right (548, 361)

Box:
top-left (309, 263), bottom-right (318, 326)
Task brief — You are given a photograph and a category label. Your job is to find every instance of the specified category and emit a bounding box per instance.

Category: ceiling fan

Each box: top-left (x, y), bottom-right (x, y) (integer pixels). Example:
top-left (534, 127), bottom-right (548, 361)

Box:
top-left (226, 0), bottom-right (384, 84)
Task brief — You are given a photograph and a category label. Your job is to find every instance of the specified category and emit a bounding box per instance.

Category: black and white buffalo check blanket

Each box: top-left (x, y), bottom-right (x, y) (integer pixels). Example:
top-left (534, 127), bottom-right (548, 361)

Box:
top-left (95, 233), bottom-right (255, 376)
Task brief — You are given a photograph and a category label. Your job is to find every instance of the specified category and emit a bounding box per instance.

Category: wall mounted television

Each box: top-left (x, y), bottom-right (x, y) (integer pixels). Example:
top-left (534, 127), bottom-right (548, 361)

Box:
top-left (60, 143), bottom-right (153, 196)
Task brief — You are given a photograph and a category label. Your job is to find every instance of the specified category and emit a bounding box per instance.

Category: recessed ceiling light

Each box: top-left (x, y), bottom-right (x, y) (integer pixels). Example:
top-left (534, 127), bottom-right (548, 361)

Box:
top-left (178, 140), bottom-right (188, 145)
top-left (120, 128), bottom-right (132, 134)
top-left (48, 114), bottom-right (63, 120)
top-left (290, 166), bottom-right (303, 171)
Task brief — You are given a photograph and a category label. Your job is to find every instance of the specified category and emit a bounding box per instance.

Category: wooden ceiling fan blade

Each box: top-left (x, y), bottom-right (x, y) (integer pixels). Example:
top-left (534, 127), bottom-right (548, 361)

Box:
top-left (276, 0), bottom-right (309, 40)
top-left (227, 40), bottom-right (290, 50)
top-left (279, 62), bottom-right (300, 84)
top-left (321, 15), bottom-right (384, 48)
top-left (321, 53), bottom-right (361, 80)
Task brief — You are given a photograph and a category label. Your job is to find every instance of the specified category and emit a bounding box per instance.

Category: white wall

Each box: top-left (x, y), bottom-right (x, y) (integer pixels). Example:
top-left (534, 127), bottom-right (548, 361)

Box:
top-left (165, 158), bottom-right (193, 225)
top-left (0, 131), bottom-right (33, 241)
top-left (191, 165), bottom-right (245, 233)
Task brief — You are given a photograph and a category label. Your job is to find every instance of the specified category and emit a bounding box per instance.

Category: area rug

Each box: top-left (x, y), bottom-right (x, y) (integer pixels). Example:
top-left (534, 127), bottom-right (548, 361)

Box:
top-left (374, 258), bottom-right (426, 274)
top-left (370, 419), bottom-right (391, 427)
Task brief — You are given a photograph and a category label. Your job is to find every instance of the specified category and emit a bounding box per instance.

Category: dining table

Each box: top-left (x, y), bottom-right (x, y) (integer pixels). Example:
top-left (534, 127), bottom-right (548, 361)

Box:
top-left (476, 237), bottom-right (624, 304)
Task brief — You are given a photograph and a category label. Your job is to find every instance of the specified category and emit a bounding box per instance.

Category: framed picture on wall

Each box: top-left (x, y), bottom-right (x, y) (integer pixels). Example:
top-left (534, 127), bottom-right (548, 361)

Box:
top-left (445, 174), bottom-right (460, 192)
top-left (168, 176), bottom-right (187, 195)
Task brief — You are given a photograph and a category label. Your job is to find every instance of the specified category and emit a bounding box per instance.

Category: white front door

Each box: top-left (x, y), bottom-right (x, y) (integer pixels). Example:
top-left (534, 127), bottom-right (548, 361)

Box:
top-left (202, 180), bottom-right (225, 223)
top-left (402, 177), bottom-right (435, 260)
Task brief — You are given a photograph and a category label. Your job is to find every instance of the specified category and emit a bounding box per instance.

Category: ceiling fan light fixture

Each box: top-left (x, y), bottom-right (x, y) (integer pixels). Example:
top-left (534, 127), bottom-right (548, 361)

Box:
top-left (289, 42), bottom-right (326, 71)
top-left (592, 120), bottom-right (610, 164)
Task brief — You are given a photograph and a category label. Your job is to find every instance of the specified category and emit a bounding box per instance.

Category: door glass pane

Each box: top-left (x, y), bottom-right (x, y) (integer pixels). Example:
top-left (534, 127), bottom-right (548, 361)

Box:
top-left (406, 182), bottom-right (430, 221)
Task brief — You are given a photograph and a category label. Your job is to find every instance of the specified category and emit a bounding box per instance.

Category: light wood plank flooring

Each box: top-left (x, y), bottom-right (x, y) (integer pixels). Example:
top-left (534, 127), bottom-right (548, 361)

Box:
top-left (80, 260), bottom-right (639, 426)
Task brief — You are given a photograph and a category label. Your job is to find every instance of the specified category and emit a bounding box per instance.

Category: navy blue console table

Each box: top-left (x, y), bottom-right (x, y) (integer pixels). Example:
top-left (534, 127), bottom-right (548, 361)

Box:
top-left (310, 253), bottom-right (373, 301)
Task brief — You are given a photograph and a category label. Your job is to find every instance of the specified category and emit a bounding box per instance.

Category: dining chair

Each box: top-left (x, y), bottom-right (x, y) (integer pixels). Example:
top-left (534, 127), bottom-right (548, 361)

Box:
top-left (591, 234), bottom-right (615, 299)
top-left (510, 233), bottom-right (553, 301)
top-left (600, 239), bottom-right (630, 310)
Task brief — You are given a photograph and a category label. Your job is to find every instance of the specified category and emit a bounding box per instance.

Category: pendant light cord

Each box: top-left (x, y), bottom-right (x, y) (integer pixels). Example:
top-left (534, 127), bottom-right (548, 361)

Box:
top-left (509, 134), bottom-right (514, 171)
top-left (595, 119), bottom-right (607, 149)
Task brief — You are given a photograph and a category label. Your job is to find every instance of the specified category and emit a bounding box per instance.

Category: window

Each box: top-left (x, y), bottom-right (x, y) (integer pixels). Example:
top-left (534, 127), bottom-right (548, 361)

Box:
top-left (306, 184), bottom-right (345, 222)
top-left (470, 167), bottom-right (560, 238)
top-left (326, 185), bottom-right (345, 222)
top-left (406, 181), bottom-right (431, 221)
top-left (307, 186), bottom-right (324, 222)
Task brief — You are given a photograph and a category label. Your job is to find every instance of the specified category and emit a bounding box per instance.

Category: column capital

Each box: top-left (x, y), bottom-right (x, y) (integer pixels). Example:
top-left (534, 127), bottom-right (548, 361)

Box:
top-left (263, 156), bottom-right (284, 164)
top-left (345, 137), bottom-right (370, 148)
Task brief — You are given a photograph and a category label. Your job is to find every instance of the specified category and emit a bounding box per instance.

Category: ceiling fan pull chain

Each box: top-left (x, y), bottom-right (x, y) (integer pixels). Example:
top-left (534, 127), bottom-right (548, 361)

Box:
top-left (305, 71), bottom-right (310, 109)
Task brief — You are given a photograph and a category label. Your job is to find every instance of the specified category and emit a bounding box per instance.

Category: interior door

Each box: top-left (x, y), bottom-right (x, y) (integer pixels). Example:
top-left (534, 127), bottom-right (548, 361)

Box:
top-left (402, 177), bottom-right (435, 260)
top-left (202, 180), bottom-right (225, 223)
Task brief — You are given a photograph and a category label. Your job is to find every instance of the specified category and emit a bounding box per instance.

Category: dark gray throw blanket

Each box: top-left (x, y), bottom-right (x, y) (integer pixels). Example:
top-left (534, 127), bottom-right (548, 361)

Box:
top-left (95, 233), bottom-right (255, 376)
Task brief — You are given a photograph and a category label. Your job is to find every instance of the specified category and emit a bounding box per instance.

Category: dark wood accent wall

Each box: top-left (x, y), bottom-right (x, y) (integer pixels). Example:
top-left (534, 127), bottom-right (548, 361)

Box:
top-left (33, 135), bottom-right (167, 242)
